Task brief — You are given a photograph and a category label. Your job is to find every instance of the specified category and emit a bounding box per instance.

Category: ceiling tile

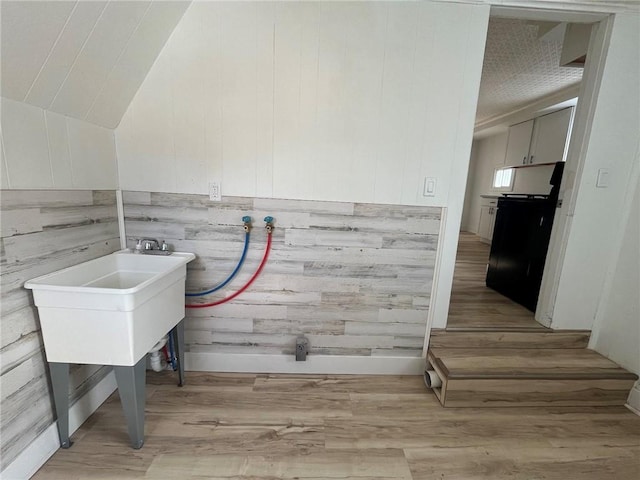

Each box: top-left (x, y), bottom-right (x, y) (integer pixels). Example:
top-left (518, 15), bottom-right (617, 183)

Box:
top-left (0, 1), bottom-right (76, 101)
top-left (25, 1), bottom-right (107, 109)
top-left (476, 17), bottom-right (584, 123)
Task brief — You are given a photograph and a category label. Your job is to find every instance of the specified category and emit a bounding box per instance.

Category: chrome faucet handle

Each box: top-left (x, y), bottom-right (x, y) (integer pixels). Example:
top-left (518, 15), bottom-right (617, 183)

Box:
top-left (141, 238), bottom-right (160, 250)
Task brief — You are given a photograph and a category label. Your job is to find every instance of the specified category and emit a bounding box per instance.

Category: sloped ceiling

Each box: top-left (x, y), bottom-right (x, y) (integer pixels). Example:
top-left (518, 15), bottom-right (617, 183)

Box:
top-left (476, 17), bottom-right (584, 124)
top-left (1, 0), bottom-right (190, 129)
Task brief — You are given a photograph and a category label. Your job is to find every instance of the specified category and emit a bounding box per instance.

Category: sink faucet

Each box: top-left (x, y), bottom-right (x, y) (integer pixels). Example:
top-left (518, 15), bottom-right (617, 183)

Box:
top-left (142, 238), bottom-right (160, 251)
top-left (135, 239), bottom-right (171, 255)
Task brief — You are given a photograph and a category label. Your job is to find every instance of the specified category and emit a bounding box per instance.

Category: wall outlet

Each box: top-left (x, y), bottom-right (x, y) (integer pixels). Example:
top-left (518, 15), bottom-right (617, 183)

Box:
top-left (209, 181), bottom-right (222, 201)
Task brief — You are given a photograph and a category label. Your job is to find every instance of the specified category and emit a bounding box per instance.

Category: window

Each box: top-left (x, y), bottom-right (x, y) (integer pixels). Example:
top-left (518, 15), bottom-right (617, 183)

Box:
top-left (493, 167), bottom-right (514, 191)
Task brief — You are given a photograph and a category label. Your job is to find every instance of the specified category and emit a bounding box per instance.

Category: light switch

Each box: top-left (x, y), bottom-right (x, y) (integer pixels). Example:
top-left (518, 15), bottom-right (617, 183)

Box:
top-left (596, 168), bottom-right (610, 188)
top-left (423, 177), bottom-right (436, 197)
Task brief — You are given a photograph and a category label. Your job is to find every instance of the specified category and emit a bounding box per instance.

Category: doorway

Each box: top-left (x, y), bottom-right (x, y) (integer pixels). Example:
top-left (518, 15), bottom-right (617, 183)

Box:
top-left (452, 11), bottom-right (602, 331)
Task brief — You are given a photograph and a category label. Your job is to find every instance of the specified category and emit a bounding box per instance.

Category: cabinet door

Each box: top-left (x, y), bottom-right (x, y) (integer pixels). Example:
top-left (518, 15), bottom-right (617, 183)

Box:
top-left (504, 120), bottom-right (534, 167)
top-left (478, 202), bottom-right (497, 244)
top-left (478, 206), bottom-right (492, 243)
top-left (486, 201), bottom-right (557, 312)
top-left (528, 107), bottom-right (573, 165)
top-left (486, 202), bottom-right (537, 310)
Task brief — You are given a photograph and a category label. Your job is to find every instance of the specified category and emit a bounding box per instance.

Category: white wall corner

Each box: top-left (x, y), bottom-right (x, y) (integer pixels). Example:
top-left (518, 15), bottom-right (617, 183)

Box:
top-left (116, 189), bottom-right (127, 249)
top-left (0, 372), bottom-right (117, 480)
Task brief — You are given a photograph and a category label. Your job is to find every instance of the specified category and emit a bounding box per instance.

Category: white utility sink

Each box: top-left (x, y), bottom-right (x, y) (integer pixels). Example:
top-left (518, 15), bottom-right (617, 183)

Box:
top-left (25, 250), bottom-right (195, 366)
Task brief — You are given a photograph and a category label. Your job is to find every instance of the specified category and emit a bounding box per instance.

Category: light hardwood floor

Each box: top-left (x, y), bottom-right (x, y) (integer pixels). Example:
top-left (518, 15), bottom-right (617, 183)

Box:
top-left (34, 372), bottom-right (640, 479)
top-left (448, 232), bottom-right (545, 329)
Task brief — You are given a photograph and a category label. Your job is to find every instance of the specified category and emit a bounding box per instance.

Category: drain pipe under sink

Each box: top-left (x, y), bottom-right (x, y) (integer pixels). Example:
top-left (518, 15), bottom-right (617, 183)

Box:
top-left (148, 335), bottom-right (169, 372)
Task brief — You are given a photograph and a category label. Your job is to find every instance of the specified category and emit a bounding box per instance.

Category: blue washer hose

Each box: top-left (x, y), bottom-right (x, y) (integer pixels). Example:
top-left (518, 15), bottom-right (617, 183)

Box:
top-left (185, 219), bottom-right (251, 297)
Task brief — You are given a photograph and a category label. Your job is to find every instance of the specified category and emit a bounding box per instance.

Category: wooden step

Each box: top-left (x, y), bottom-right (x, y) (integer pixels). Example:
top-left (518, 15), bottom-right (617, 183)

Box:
top-left (426, 347), bottom-right (638, 408)
top-left (430, 328), bottom-right (591, 349)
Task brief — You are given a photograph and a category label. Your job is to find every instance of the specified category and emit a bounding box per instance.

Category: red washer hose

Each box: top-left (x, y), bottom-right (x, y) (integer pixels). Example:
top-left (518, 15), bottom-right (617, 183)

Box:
top-left (186, 232), bottom-right (272, 309)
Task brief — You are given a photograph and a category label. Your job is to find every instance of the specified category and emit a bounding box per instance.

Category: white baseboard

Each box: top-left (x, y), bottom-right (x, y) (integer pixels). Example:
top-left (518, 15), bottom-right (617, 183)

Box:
top-left (1, 371), bottom-right (117, 480)
top-left (625, 380), bottom-right (640, 416)
top-left (186, 352), bottom-right (425, 375)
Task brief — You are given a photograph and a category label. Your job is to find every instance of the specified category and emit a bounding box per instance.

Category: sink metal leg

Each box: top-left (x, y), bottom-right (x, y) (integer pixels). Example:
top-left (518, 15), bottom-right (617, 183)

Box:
top-left (48, 362), bottom-right (72, 448)
top-left (173, 319), bottom-right (185, 387)
top-left (113, 357), bottom-right (146, 449)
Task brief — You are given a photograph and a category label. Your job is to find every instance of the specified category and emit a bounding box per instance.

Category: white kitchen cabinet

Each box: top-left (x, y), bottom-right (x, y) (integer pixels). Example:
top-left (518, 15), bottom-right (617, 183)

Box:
top-left (528, 107), bottom-right (574, 165)
top-left (503, 107), bottom-right (574, 168)
top-left (478, 197), bottom-right (498, 244)
top-left (504, 120), bottom-right (534, 168)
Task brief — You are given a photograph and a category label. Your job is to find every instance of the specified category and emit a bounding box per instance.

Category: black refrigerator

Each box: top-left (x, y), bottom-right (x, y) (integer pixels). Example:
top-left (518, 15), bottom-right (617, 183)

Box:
top-left (485, 163), bottom-right (564, 312)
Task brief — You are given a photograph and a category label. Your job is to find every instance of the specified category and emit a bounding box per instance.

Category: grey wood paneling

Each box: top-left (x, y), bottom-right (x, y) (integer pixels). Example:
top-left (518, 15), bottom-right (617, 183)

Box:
top-left (0, 190), bottom-right (95, 209)
top-left (0, 189), bottom-right (119, 469)
top-left (124, 191), bottom-right (441, 359)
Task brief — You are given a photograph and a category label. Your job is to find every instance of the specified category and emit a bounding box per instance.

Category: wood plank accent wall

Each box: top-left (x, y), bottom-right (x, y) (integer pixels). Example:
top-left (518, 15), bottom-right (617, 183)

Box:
top-left (123, 192), bottom-right (441, 358)
top-left (0, 189), bottom-right (120, 469)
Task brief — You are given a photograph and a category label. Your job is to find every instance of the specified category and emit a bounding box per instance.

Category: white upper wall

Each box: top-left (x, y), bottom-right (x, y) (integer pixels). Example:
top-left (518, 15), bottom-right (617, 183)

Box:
top-left (461, 133), bottom-right (507, 233)
top-left (116, 1), bottom-right (490, 206)
top-left (461, 141), bottom-right (480, 232)
top-left (0, 97), bottom-right (117, 189)
top-left (0, 1), bottom-right (189, 129)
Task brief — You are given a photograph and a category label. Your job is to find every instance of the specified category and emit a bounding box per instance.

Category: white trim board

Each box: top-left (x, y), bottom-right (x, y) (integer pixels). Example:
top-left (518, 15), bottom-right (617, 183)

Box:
top-left (487, 1), bottom-right (634, 16)
top-left (0, 371), bottom-right (117, 480)
top-left (186, 352), bottom-right (425, 375)
top-left (116, 189), bottom-right (127, 250)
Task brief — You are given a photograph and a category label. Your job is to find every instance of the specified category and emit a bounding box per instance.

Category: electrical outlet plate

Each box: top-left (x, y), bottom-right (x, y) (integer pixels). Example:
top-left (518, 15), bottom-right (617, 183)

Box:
top-left (209, 181), bottom-right (222, 201)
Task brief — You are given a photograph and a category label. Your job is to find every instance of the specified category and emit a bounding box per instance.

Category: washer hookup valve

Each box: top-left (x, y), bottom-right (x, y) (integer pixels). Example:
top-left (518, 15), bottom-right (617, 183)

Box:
top-left (242, 216), bottom-right (252, 233)
top-left (264, 216), bottom-right (274, 234)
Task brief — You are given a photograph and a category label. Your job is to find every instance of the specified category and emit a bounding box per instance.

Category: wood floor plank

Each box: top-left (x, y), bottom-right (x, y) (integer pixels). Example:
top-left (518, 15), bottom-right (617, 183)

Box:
top-left (404, 443), bottom-right (640, 480)
top-left (32, 374), bottom-right (640, 479)
top-left (448, 232), bottom-right (544, 329)
top-left (443, 378), bottom-right (636, 407)
top-left (430, 347), bottom-right (636, 377)
top-left (140, 385), bottom-right (353, 425)
top-left (146, 371), bottom-right (257, 388)
top-left (253, 374), bottom-right (427, 394)
top-left (348, 393), bottom-right (442, 419)
top-left (32, 443), bottom-right (157, 479)
top-left (146, 451), bottom-right (413, 479)
top-left (430, 329), bottom-right (591, 349)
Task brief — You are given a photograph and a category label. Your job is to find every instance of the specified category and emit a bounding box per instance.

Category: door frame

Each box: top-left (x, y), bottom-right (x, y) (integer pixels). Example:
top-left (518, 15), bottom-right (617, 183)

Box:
top-left (423, 1), bottom-right (618, 354)
top-left (534, 14), bottom-right (615, 327)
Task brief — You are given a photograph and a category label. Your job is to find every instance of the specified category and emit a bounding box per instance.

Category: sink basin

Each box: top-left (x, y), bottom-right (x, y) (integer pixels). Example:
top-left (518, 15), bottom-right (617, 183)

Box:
top-left (25, 250), bottom-right (195, 366)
